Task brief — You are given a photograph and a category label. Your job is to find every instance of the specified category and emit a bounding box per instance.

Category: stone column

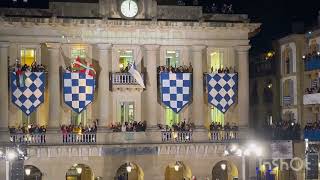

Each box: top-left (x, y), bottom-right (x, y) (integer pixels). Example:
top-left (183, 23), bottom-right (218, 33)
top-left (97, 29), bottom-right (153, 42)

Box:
top-left (96, 44), bottom-right (112, 128)
top-left (47, 43), bottom-right (61, 129)
top-left (236, 46), bottom-right (250, 128)
top-left (0, 42), bottom-right (9, 131)
top-left (191, 45), bottom-right (206, 128)
top-left (144, 45), bottom-right (160, 129)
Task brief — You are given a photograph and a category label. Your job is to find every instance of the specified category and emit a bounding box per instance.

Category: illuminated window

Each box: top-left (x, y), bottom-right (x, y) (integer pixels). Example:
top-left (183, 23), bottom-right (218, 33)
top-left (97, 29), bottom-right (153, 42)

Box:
top-left (165, 107), bottom-right (180, 126)
top-left (71, 47), bottom-right (86, 59)
top-left (282, 46), bottom-right (293, 74)
top-left (119, 50), bottom-right (133, 71)
top-left (210, 106), bottom-right (224, 125)
top-left (210, 51), bottom-right (224, 71)
top-left (71, 111), bottom-right (87, 126)
top-left (166, 50), bottom-right (180, 67)
top-left (20, 48), bottom-right (36, 66)
top-left (120, 102), bottom-right (135, 123)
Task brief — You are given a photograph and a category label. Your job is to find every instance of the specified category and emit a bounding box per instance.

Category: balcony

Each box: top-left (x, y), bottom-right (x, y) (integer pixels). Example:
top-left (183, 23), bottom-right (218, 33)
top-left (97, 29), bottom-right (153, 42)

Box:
top-left (110, 72), bottom-right (145, 91)
top-left (209, 130), bottom-right (239, 142)
top-left (303, 93), bottom-right (320, 105)
top-left (161, 131), bottom-right (193, 143)
top-left (10, 133), bottom-right (46, 144)
top-left (304, 130), bottom-right (320, 141)
top-left (62, 132), bottom-right (96, 144)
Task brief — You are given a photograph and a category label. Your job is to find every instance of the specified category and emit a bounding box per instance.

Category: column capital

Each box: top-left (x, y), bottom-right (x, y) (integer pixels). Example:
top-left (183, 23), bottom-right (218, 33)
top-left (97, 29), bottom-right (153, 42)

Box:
top-left (191, 45), bottom-right (206, 52)
top-left (0, 42), bottom-right (10, 48)
top-left (46, 42), bottom-right (61, 49)
top-left (235, 45), bottom-right (251, 52)
top-left (143, 44), bottom-right (160, 51)
top-left (96, 43), bottom-right (112, 50)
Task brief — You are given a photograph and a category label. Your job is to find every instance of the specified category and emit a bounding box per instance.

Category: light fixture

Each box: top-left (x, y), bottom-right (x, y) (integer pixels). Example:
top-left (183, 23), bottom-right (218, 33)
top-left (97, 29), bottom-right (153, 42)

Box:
top-left (220, 163), bottom-right (226, 170)
top-left (174, 162), bottom-right (180, 171)
top-left (119, 64), bottom-right (124, 69)
top-left (236, 149), bottom-right (242, 157)
top-left (7, 151), bottom-right (17, 160)
top-left (126, 163), bottom-right (132, 173)
top-left (25, 168), bottom-right (31, 176)
top-left (230, 144), bottom-right (238, 152)
top-left (268, 84), bottom-right (272, 88)
top-left (317, 52), bottom-right (320, 55)
top-left (302, 55), bottom-right (306, 59)
top-left (223, 150), bottom-right (229, 156)
top-left (76, 167), bottom-right (82, 174)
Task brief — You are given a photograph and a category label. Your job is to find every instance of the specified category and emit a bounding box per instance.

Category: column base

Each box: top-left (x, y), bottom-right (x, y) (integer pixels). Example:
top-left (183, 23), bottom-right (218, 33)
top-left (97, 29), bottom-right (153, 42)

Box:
top-left (146, 125), bottom-right (160, 132)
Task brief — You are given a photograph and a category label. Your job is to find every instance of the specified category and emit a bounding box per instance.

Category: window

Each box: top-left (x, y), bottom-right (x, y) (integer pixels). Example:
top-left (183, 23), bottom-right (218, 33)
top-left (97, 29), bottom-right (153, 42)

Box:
top-left (263, 80), bottom-right (273, 103)
top-left (210, 106), bottom-right (224, 125)
top-left (71, 111), bottom-right (87, 126)
top-left (165, 50), bottom-right (180, 67)
top-left (71, 47), bottom-right (86, 59)
top-left (165, 107), bottom-right (179, 126)
top-left (119, 50), bottom-right (133, 71)
top-left (120, 102), bottom-right (135, 123)
top-left (20, 48), bottom-right (36, 66)
top-left (210, 51), bottom-right (224, 72)
top-left (282, 46), bottom-right (293, 75)
top-left (70, 46), bottom-right (88, 125)
top-left (283, 79), bottom-right (294, 106)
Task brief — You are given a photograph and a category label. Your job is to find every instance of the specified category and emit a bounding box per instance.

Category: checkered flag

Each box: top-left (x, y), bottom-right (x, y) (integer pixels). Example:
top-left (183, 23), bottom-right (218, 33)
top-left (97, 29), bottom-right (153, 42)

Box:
top-left (63, 72), bottom-right (95, 113)
top-left (11, 72), bottom-right (45, 116)
top-left (207, 73), bottom-right (238, 113)
top-left (160, 72), bottom-right (191, 113)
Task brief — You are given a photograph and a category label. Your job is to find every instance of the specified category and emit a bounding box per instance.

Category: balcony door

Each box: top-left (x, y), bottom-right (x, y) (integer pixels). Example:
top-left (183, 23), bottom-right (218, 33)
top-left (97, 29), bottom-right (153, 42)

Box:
top-left (120, 102), bottom-right (135, 123)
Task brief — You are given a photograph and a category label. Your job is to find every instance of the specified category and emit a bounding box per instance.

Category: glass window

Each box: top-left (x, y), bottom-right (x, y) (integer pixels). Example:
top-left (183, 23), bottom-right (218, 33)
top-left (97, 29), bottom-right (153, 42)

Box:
top-left (71, 111), bottom-right (87, 126)
top-left (20, 48), bottom-right (36, 66)
top-left (119, 50), bottom-right (133, 71)
top-left (210, 106), bottom-right (224, 125)
top-left (71, 47), bottom-right (86, 59)
top-left (210, 51), bottom-right (224, 72)
top-left (165, 107), bottom-right (180, 126)
top-left (165, 50), bottom-right (180, 67)
top-left (120, 102), bottom-right (135, 123)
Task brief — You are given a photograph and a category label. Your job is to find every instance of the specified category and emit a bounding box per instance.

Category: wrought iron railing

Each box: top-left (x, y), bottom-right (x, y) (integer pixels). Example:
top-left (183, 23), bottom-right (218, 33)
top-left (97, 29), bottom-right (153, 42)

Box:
top-left (209, 130), bottom-right (239, 142)
top-left (10, 133), bottom-right (46, 144)
top-left (62, 132), bottom-right (96, 144)
top-left (161, 131), bottom-right (192, 143)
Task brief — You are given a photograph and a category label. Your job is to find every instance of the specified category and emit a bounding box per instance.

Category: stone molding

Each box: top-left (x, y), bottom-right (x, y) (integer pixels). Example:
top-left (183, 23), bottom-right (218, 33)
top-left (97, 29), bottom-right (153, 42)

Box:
top-left (46, 42), bottom-right (61, 49)
top-left (0, 42), bottom-right (10, 48)
top-left (143, 44), bottom-right (160, 51)
top-left (235, 45), bottom-right (251, 52)
top-left (95, 43), bottom-right (112, 50)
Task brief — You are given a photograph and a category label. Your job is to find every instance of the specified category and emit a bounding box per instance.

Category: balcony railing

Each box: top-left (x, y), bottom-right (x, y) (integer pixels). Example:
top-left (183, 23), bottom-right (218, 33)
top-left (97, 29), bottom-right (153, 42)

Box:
top-left (283, 96), bottom-right (293, 106)
top-left (62, 133), bottom-right (96, 144)
top-left (305, 56), bottom-right (320, 71)
top-left (303, 93), bottom-right (320, 105)
top-left (304, 130), bottom-right (320, 141)
top-left (10, 133), bottom-right (46, 144)
top-left (111, 73), bottom-right (144, 85)
top-left (209, 130), bottom-right (239, 142)
top-left (161, 131), bottom-right (192, 143)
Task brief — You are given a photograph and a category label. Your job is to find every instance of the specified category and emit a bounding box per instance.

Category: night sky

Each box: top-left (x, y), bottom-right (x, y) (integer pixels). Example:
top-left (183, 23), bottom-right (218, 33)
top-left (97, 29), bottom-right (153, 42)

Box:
top-left (1, 0), bottom-right (320, 54)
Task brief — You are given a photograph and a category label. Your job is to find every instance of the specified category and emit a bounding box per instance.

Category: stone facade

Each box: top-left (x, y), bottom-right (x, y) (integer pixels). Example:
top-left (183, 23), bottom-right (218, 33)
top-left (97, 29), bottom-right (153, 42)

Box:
top-left (0, 0), bottom-right (260, 180)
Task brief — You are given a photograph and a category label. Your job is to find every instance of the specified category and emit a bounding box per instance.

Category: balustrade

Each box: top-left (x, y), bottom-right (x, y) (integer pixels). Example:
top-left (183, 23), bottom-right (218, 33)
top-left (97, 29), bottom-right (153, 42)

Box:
top-left (62, 133), bottom-right (96, 144)
top-left (161, 131), bottom-right (192, 143)
top-left (10, 133), bottom-right (46, 144)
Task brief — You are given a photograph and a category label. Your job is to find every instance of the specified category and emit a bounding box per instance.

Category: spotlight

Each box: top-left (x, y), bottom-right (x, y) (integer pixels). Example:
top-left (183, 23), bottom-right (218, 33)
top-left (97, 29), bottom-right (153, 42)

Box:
top-left (220, 163), bottom-right (226, 170)
top-left (25, 168), bottom-right (31, 176)
top-left (174, 162), bottom-right (180, 171)
top-left (126, 163), bottom-right (132, 173)
top-left (76, 167), bottom-right (82, 174)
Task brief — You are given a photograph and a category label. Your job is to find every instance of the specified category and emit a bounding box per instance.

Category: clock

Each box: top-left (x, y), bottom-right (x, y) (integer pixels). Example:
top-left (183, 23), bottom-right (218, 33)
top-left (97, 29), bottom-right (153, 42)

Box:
top-left (120, 0), bottom-right (139, 18)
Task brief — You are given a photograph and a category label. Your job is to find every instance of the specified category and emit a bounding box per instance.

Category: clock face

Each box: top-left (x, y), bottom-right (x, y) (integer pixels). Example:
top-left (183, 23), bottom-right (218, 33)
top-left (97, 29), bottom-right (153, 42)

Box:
top-left (120, 0), bottom-right (139, 18)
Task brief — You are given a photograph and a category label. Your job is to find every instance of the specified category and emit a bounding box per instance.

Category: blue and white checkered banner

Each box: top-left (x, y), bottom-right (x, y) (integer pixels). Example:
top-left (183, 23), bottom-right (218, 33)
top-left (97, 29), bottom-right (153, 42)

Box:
top-left (160, 72), bottom-right (192, 113)
top-left (207, 73), bottom-right (238, 113)
top-left (11, 72), bottom-right (45, 116)
top-left (63, 72), bottom-right (95, 113)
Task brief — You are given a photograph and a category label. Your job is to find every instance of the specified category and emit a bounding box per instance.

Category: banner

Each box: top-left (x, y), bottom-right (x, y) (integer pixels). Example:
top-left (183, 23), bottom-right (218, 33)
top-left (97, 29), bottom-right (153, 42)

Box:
top-left (160, 72), bottom-right (191, 113)
top-left (63, 72), bottom-right (95, 113)
top-left (207, 73), bottom-right (238, 113)
top-left (11, 72), bottom-right (45, 116)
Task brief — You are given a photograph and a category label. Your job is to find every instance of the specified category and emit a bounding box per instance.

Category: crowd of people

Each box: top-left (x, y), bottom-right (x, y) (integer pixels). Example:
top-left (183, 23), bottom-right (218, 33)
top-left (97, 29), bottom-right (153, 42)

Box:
top-left (305, 87), bottom-right (320, 94)
top-left (305, 121), bottom-right (320, 131)
top-left (110, 121), bottom-right (147, 132)
top-left (303, 51), bottom-right (320, 61)
top-left (209, 122), bottom-right (239, 131)
top-left (158, 121), bottom-right (195, 132)
top-left (263, 121), bottom-right (301, 140)
top-left (204, 3), bottom-right (234, 14)
top-left (60, 122), bottom-right (98, 134)
top-left (9, 124), bottom-right (46, 134)
top-left (210, 66), bottom-right (237, 73)
top-left (157, 64), bottom-right (193, 73)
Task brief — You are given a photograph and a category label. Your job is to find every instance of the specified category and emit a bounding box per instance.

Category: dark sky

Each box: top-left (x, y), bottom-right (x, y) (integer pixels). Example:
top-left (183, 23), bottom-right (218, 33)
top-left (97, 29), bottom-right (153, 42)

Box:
top-left (1, 0), bottom-right (320, 54)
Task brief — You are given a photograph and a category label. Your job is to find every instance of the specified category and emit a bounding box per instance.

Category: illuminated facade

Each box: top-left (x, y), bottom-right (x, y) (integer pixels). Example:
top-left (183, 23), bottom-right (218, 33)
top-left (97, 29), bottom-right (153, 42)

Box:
top-left (0, 0), bottom-right (260, 179)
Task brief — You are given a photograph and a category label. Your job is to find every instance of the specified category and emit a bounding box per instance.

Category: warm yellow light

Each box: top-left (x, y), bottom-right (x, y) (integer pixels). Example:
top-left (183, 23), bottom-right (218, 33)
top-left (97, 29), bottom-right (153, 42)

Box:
top-left (119, 64), bottom-right (124, 69)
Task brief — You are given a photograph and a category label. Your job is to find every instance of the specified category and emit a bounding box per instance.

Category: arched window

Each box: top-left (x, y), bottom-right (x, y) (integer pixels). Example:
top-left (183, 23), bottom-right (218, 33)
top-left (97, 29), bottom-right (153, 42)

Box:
top-left (283, 79), bottom-right (294, 106)
top-left (282, 46), bottom-right (293, 75)
top-left (263, 80), bottom-right (273, 103)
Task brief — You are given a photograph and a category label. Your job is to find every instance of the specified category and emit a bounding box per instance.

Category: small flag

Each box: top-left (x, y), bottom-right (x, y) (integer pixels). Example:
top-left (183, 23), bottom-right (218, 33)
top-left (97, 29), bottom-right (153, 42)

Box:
top-left (129, 63), bottom-right (145, 88)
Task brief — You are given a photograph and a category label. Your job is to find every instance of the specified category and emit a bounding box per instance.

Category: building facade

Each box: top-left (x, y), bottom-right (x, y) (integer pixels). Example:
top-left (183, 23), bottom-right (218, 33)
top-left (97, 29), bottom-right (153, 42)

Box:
top-left (0, 0), bottom-right (260, 179)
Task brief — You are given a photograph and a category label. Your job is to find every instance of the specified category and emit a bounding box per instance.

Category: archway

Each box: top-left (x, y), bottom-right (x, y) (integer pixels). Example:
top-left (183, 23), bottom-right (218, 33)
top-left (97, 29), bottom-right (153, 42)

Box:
top-left (212, 160), bottom-right (238, 180)
top-left (66, 164), bottom-right (94, 180)
top-left (115, 162), bottom-right (144, 180)
top-left (165, 161), bottom-right (192, 180)
top-left (24, 165), bottom-right (42, 180)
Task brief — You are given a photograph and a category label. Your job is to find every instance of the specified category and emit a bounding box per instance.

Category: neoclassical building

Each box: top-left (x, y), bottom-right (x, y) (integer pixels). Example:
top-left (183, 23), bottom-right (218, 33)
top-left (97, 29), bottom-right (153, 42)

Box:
top-left (0, 0), bottom-right (260, 179)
